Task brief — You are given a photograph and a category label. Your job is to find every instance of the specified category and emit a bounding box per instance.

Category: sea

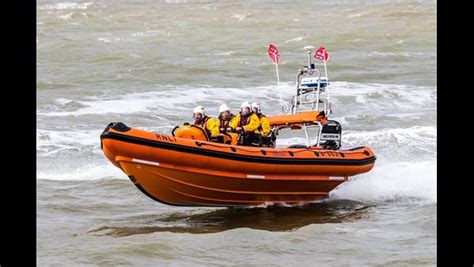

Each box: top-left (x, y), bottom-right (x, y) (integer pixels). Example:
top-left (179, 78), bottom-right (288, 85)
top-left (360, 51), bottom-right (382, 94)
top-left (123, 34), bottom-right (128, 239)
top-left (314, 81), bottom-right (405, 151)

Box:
top-left (37, 0), bottom-right (436, 265)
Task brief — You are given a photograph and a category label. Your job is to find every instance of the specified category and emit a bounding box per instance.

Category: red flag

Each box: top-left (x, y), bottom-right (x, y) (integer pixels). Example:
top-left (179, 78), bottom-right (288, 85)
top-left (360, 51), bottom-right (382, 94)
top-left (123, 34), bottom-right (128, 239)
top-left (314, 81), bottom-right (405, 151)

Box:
top-left (314, 47), bottom-right (329, 61)
top-left (267, 43), bottom-right (280, 64)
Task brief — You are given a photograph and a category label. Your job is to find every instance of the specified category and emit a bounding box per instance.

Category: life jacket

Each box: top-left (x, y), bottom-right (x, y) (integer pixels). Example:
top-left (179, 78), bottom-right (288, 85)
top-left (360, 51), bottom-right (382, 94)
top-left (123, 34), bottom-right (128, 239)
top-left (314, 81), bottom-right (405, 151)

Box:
top-left (237, 112), bottom-right (252, 128)
top-left (256, 113), bottom-right (266, 132)
top-left (195, 115), bottom-right (210, 130)
top-left (218, 113), bottom-right (234, 131)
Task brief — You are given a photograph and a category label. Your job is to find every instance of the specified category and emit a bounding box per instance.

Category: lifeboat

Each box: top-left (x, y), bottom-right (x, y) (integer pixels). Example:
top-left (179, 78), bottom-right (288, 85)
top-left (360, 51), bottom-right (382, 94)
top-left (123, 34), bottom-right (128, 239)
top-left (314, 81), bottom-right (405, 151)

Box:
top-left (100, 45), bottom-right (377, 207)
top-left (100, 119), bottom-right (376, 207)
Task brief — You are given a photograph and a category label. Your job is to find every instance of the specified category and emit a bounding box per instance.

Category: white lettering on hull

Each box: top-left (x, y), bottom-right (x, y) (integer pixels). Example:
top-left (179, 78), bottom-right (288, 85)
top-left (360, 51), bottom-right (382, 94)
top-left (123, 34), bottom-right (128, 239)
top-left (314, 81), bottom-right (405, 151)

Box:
top-left (247, 174), bottom-right (265, 179)
top-left (132, 158), bottom-right (160, 166)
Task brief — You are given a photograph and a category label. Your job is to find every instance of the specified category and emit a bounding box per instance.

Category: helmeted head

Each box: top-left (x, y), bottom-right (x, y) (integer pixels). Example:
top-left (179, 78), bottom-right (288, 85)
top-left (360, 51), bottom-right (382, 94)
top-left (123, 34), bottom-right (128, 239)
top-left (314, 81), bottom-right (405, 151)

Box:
top-left (193, 105), bottom-right (205, 121)
top-left (219, 104), bottom-right (231, 120)
top-left (240, 101), bottom-right (251, 116)
top-left (251, 102), bottom-right (261, 114)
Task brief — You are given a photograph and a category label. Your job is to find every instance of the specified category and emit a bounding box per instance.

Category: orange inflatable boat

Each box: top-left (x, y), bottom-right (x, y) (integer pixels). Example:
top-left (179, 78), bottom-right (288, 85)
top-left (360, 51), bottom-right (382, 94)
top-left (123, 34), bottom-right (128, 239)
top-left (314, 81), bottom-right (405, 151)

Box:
top-left (100, 46), bottom-right (377, 207)
top-left (101, 117), bottom-right (376, 207)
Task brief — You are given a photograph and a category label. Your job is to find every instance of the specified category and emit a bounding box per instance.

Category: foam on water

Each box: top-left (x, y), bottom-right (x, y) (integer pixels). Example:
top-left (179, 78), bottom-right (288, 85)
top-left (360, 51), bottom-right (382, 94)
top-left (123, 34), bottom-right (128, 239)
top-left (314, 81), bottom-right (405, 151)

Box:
top-left (342, 126), bottom-right (437, 157)
top-left (284, 37), bottom-right (304, 44)
top-left (330, 82), bottom-right (436, 106)
top-left (37, 163), bottom-right (125, 181)
top-left (37, 125), bottom-right (173, 156)
top-left (58, 12), bottom-right (74, 21)
top-left (367, 51), bottom-right (427, 58)
top-left (344, 125), bottom-right (436, 145)
top-left (331, 161), bottom-right (436, 204)
top-left (37, 81), bottom-right (435, 118)
top-left (37, 85), bottom-right (284, 117)
top-left (37, 129), bottom-right (103, 156)
top-left (231, 14), bottom-right (251, 22)
top-left (214, 51), bottom-right (236, 56)
top-left (39, 2), bottom-right (93, 10)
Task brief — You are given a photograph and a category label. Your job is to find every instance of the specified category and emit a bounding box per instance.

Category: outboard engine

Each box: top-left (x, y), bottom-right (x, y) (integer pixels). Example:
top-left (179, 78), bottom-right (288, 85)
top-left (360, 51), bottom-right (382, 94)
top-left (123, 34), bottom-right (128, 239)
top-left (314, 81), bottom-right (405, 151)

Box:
top-left (320, 120), bottom-right (342, 150)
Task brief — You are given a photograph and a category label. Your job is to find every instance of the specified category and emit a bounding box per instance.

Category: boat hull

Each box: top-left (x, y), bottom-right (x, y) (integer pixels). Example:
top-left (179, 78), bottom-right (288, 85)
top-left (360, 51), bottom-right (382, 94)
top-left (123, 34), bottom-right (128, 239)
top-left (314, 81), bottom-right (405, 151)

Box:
top-left (101, 122), bottom-right (376, 207)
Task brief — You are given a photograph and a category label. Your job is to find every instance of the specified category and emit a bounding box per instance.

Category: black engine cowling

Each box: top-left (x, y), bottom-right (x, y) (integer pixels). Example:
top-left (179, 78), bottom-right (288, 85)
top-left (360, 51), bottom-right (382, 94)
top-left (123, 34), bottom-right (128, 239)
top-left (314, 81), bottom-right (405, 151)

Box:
top-left (320, 120), bottom-right (342, 150)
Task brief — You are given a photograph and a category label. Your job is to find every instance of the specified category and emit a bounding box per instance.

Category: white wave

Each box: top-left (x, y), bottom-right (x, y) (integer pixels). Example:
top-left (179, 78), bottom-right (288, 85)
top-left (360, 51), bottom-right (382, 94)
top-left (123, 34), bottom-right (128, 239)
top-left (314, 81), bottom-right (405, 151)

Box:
top-left (37, 81), bottom-right (434, 118)
top-left (97, 36), bottom-right (133, 43)
top-left (37, 129), bottom-right (102, 155)
top-left (355, 95), bottom-right (366, 104)
top-left (330, 81), bottom-right (435, 109)
top-left (37, 126), bottom-right (172, 155)
top-left (331, 161), bottom-right (436, 204)
top-left (58, 12), bottom-right (74, 21)
top-left (368, 51), bottom-right (426, 58)
top-left (232, 14), bottom-right (250, 21)
top-left (38, 95), bottom-right (157, 117)
top-left (347, 13), bottom-right (363, 18)
top-left (97, 37), bottom-right (112, 43)
top-left (130, 30), bottom-right (171, 38)
top-left (39, 2), bottom-right (93, 10)
top-left (164, 0), bottom-right (206, 3)
top-left (331, 81), bottom-right (434, 95)
top-left (275, 125), bottom-right (436, 153)
top-left (131, 31), bottom-right (157, 37)
top-left (403, 52), bottom-right (425, 56)
top-left (215, 51), bottom-right (236, 56)
top-left (342, 126), bottom-right (436, 152)
top-left (284, 37), bottom-right (303, 43)
top-left (37, 85), bottom-right (289, 117)
top-left (56, 98), bottom-right (72, 105)
top-left (37, 163), bottom-right (125, 181)
top-left (98, 30), bottom-right (162, 44)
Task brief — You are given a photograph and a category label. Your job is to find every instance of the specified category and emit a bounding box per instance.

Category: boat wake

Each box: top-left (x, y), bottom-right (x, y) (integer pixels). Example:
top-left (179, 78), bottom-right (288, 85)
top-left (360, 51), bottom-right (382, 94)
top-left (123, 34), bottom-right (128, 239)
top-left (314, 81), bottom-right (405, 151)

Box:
top-left (86, 199), bottom-right (371, 236)
top-left (331, 161), bottom-right (436, 204)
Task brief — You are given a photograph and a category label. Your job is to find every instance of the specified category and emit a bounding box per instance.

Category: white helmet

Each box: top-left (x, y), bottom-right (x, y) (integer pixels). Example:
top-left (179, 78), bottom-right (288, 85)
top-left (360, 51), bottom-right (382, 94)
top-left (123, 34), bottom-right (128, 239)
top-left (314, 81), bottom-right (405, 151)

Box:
top-left (193, 105), bottom-right (205, 115)
top-left (240, 101), bottom-right (251, 109)
top-left (219, 104), bottom-right (230, 113)
top-left (251, 102), bottom-right (261, 113)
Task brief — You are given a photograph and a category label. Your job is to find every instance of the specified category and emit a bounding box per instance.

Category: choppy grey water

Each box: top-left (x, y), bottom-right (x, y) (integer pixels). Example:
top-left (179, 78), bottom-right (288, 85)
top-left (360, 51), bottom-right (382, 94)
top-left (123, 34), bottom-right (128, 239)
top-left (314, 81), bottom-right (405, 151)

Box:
top-left (37, 0), bottom-right (436, 265)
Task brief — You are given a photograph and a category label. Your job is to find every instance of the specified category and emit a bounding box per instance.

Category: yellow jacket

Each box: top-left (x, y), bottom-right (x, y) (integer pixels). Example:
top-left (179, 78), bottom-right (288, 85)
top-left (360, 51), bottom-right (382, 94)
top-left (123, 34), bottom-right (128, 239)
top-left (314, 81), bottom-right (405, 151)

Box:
top-left (195, 116), bottom-right (219, 138)
top-left (229, 113), bottom-right (260, 133)
top-left (255, 114), bottom-right (271, 137)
